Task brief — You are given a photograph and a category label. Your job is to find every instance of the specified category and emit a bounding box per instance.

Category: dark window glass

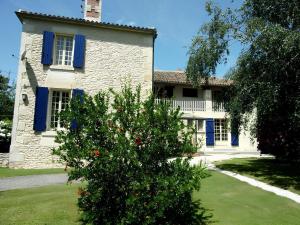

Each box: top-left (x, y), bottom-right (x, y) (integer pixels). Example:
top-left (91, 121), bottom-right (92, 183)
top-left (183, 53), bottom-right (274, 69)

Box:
top-left (156, 86), bottom-right (174, 98)
top-left (182, 88), bottom-right (198, 97)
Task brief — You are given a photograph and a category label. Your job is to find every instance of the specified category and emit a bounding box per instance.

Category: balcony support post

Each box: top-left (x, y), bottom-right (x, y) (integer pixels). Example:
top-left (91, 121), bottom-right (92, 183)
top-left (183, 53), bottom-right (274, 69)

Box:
top-left (204, 89), bottom-right (212, 112)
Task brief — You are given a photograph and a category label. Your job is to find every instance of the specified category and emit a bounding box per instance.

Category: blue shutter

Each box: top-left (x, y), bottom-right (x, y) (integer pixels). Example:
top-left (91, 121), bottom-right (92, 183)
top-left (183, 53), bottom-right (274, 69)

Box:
top-left (206, 118), bottom-right (214, 146)
top-left (41, 31), bottom-right (54, 65)
top-left (72, 89), bottom-right (84, 102)
top-left (34, 87), bottom-right (49, 132)
top-left (71, 89), bottom-right (84, 130)
top-left (231, 124), bottom-right (239, 146)
top-left (73, 35), bottom-right (86, 68)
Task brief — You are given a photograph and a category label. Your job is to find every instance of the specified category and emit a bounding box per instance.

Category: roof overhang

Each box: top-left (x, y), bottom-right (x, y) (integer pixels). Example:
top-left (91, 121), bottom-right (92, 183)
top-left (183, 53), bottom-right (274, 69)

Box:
top-left (16, 10), bottom-right (157, 38)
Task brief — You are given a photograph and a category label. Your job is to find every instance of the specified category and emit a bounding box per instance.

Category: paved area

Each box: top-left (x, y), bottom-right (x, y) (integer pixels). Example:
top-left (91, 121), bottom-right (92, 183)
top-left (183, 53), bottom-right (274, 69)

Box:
top-left (189, 153), bottom-right (269, 167)
top-left (0, 173), bottom-right (68, 191)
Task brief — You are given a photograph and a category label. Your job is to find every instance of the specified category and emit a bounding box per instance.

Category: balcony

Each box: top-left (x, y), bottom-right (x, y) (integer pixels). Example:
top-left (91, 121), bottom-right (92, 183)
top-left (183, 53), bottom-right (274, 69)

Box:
top-left (212, 101), bottom-right (225, 112)
top-left (155, 99), bottom-right (226, 112)
top-left (155, 99), bottom-right (206, 111)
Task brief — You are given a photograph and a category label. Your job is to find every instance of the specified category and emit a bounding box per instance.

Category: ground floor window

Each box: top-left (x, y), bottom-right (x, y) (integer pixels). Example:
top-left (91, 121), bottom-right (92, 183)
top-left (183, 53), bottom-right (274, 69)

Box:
top-left (214, 119), bottom-right (228, 141)
top-left (196, 119), bottom-right (204, 132)
top-left (49, 90), bottom-right (70, 129)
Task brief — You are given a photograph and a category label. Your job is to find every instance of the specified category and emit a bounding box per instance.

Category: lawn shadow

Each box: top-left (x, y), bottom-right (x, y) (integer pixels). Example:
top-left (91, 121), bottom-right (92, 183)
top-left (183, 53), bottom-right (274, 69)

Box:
top-left (217, 158), bottom-right (300, 193)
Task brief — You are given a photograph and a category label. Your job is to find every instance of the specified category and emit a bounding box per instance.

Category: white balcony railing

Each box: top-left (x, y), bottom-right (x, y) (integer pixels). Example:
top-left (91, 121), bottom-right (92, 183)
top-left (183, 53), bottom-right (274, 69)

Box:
top-left (212, 101), bottom-right (225, 112)
top-left (155, 99), bottom-right (206, 112)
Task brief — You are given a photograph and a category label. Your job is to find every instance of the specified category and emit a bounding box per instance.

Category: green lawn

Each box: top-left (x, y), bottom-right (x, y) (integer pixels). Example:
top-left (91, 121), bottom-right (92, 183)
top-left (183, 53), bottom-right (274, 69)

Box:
top-left (0, 184), bottom-right (81, 225)
top-left (215, 157), bottom-right (300, 195)
top-left (196, 171), bottom-right (300, 225)
top-left (0, 167), bottom-right (66, 178)
top-left (1, 171), bottom-right (300, 225)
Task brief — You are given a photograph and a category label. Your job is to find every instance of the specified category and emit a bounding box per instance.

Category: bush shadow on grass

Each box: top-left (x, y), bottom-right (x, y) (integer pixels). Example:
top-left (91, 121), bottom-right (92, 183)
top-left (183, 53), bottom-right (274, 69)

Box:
top-left (217, 158), bottom-right (300, 193)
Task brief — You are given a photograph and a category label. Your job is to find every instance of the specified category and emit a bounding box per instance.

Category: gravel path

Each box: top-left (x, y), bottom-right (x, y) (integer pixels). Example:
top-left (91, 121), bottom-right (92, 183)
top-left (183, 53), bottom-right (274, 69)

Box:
top-left (0, 174), bottom-right (68, 191)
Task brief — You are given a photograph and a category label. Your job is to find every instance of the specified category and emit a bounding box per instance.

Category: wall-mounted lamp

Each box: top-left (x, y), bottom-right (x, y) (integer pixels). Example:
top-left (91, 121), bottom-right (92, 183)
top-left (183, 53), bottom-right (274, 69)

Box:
top-left (22, 93), bottom-right (28, 102)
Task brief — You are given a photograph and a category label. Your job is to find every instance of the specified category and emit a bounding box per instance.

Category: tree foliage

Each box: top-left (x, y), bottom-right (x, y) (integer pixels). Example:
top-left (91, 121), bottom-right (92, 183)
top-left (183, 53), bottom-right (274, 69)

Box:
top-left (53, 85), bottom-right (210, 225)
top-left (187, 0), bottom-right (300, 160)
top-left (0, 74), bottom-right (15, 120)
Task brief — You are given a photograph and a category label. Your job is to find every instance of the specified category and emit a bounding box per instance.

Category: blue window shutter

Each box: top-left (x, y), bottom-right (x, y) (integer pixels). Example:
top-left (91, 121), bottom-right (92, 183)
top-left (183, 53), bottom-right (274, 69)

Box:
top-left (71, 89), bottom-right (84, 130)
top-left (206, 119), bottom-right (214, 146)
top-left (72, 89), bottom-right (84, 102)
top-left (41, 31), bottom-right (54, 65)
top-left (73, 35), bottom-right (86, 68)
top-left (34, 87), bottom-right (49, 132)
top-left (231, 124), bottom-right (239, 146)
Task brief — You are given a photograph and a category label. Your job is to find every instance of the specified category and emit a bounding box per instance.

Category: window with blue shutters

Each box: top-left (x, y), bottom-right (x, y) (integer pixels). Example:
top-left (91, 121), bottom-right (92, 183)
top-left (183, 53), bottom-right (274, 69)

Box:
top-left (42, 31), bottom-right (85, 68)
top-left (34, 87), bottom-right (49, 132)
top-left (214, 119), bottom-right (228, 141)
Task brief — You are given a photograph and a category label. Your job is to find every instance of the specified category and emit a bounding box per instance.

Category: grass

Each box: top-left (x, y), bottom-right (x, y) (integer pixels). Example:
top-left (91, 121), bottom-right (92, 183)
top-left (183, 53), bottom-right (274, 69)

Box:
top-left (0, 167), bottom-right (66, 178)
top-left (0, 184), bottom-right (81, 225)
top-left (215, 157), bottom-right (300, 195)
top-left (195, 171), bottom-right (300, 225)
top-left (1, 171), bottom-right (300, 225)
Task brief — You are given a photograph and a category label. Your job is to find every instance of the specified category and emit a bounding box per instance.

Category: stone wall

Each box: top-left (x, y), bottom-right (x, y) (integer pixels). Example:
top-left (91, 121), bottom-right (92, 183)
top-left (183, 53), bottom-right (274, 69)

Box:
top-left (9, 18), bottom-right (154, 168)
top-left (0, 153), bottom-right (9, 167)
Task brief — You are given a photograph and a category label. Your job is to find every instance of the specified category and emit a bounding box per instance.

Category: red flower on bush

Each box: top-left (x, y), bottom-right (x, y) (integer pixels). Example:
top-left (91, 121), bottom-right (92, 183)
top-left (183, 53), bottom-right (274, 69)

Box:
top-left (135, 137), bottom-right (142, 145)
top-left (94, 150), bottom-right (100, 157)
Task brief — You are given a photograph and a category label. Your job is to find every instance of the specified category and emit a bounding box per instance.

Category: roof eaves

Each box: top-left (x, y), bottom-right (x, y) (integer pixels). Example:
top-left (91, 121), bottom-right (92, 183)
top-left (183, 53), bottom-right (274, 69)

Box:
top-left (15, 10), bottom-right (157, 37)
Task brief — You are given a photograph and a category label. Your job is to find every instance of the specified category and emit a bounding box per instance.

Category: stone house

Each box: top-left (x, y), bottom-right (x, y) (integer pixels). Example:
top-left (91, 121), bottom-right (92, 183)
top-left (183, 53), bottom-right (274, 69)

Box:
top-left (7, 0), bottom-right (257, 168)
top-left (9, 0), bottom-right (156, 168)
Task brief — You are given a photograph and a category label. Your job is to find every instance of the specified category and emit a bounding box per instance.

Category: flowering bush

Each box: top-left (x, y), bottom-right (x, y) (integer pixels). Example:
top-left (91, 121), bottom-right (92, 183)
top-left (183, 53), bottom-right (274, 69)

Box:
top-left (53, 85), bottom-right (210, 225)
top-left (0, 119), bottom-right (12, 153)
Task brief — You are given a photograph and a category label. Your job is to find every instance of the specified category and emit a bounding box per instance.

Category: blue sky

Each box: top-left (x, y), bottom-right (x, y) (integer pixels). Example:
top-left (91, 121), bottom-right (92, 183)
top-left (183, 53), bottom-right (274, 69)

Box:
top-left (0, 0), bottom-right (243, 82)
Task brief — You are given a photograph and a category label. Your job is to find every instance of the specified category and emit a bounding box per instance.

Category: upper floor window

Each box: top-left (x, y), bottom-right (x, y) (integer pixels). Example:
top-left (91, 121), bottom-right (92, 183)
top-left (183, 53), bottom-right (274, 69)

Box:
top-left (155, 86), bottom-right (174, 98)
top-left (49, 90), bottom-right (70, 129)
top-left (182, 88), bottom-right (198, 98)
top-left (54, 35), bottom-right (74, 66)
top-left (42, 31), bottom-right (85, 68)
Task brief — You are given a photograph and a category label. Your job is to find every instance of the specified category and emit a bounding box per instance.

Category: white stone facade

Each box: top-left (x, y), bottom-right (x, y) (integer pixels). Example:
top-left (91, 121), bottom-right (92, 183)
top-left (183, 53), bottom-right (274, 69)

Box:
top-left (0, 153), bottom-right (9, 167)
top-left (154, 83), bottom-right (258, 152)
top-left (9, 14), bottom-right (155, 168)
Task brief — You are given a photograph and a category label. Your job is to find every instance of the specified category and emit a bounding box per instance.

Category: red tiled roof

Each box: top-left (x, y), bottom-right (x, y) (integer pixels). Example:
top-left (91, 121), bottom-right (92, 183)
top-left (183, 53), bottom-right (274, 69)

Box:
top-left (154, 70), bottom-right (233, 86)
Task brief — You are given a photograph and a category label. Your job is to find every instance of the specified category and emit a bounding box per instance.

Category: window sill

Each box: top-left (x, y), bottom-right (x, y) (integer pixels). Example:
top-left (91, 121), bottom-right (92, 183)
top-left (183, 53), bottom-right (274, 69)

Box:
top-left (41, 130), bottom-right (57, 137)
top-left (50, 65), bottom-right (75, 71)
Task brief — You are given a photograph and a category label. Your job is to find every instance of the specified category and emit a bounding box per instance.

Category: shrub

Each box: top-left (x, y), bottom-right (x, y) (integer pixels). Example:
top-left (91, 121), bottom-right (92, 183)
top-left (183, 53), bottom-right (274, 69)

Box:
top-left (53, 85), bottom-right (210, 225)
top-left (0, 119), bottom-right (12, 153)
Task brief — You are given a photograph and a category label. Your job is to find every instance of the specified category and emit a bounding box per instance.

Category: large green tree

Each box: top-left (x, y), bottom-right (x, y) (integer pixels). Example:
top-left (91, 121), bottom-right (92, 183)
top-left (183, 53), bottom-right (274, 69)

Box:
top-left (187, 0), bottom-right (300, 160)
top-left (0, 74), bottom-right (15, 120)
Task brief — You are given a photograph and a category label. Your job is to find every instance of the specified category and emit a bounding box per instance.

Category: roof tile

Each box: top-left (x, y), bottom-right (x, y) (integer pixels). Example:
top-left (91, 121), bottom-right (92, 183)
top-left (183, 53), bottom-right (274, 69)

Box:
top-left (154, 70), bottom-right (233, 86)
top-left (16, 10), bottom-right (157, 36)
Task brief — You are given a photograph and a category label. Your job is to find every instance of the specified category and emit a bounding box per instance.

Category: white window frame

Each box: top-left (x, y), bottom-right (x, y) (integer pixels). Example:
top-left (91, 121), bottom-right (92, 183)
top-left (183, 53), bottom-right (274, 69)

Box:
top-left (214, 119), bottom-right (228, 142)
top-left (47, 89), bottom-right (71, 130)
top-left (196, 119), bottom-right (204, 132)
top-left (53, 34), bottom-right (75, 67)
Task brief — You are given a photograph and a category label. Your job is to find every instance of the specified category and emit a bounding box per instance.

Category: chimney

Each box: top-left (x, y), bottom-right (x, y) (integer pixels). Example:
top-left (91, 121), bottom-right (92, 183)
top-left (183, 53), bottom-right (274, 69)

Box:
top-left (84, 0), bottom-right (102, 22)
